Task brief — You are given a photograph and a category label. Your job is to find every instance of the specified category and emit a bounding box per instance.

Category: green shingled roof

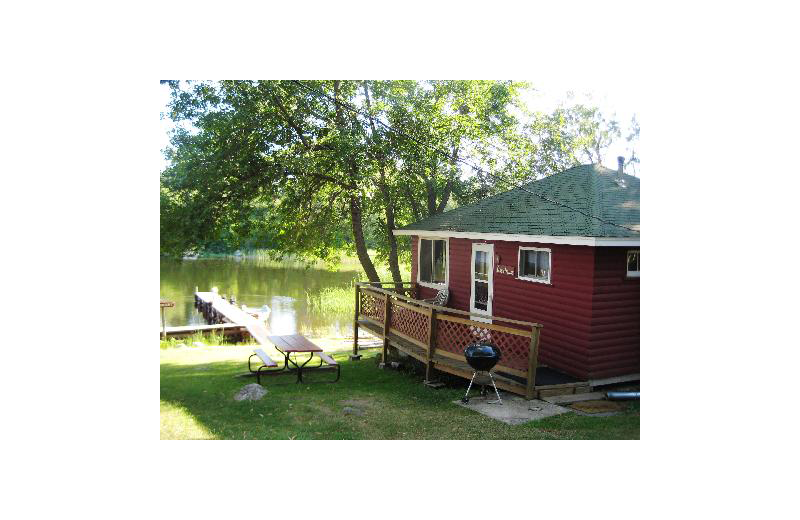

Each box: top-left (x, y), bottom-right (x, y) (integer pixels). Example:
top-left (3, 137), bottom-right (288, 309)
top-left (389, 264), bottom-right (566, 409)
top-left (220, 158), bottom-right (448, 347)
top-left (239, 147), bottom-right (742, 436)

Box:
top-left (397, 164), bottom-right (640, 238)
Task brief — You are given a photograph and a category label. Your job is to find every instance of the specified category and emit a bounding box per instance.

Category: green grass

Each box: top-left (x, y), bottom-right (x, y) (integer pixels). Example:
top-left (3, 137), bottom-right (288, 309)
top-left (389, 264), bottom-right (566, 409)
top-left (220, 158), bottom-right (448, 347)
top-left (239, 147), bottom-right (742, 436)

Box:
top-left (160, 344), bottom-right (640, 440)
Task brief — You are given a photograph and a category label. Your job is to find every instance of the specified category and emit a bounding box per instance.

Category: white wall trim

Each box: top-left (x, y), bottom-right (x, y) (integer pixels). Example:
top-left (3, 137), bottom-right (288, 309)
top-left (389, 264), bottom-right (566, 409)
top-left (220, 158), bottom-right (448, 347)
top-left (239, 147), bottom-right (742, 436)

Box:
top-left (395, 229), bottom-right (639, 247)
top-left (416, 236), bottom-right (449, 290)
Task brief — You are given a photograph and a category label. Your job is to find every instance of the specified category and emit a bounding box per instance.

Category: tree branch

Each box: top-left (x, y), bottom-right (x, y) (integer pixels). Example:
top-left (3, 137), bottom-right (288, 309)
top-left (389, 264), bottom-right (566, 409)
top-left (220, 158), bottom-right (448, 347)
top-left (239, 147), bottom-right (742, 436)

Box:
top-left (270, 92), bottom-right (312, 149)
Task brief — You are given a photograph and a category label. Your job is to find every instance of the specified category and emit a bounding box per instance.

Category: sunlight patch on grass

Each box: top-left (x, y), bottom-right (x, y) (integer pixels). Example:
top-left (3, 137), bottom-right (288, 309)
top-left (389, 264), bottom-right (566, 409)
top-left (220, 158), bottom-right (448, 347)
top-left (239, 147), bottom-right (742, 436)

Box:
top-left (160, 401), bottom-right (217, 440)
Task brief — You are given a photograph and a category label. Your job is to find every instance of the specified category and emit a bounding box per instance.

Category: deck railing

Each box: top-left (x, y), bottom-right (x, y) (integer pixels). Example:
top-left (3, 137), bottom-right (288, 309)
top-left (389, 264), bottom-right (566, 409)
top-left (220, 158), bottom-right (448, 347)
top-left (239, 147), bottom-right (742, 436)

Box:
top-left (353, 282), bottom-right (542, 399)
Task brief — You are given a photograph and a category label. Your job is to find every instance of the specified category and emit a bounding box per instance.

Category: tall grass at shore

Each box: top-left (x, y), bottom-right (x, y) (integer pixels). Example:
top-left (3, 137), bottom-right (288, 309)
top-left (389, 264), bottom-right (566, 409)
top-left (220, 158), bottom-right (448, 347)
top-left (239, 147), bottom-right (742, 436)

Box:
top-left (159, 330), bottom-right (257, 349)
top-left (305, 283), bottom-right (355, 316)
top-left (245, 249), bottom-right (411, 282)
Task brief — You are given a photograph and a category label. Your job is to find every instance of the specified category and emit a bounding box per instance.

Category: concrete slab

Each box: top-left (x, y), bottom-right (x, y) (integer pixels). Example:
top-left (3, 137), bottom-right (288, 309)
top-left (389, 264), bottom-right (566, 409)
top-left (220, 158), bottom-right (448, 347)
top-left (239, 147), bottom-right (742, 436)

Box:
top-left (454, 392), bottom-right (570, 425)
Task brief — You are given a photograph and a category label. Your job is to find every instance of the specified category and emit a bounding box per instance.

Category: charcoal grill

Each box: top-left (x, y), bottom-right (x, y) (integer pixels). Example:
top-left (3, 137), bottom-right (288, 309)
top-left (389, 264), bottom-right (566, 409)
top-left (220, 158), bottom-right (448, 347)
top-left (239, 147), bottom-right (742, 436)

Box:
top-left (461, 343), bottom-right (503, 405)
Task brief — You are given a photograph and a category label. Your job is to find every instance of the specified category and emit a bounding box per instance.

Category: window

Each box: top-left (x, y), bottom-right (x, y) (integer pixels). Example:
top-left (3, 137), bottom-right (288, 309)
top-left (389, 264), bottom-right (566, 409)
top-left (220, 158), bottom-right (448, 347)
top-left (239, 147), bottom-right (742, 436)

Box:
top-left (518, 247), bottom-right (551, 284)
top-left (419, 238), bottom-right (447, 285)
top-left (473, 249), bottom-right (490, 311)
top-left (627, 250), bottom-right (640, 277)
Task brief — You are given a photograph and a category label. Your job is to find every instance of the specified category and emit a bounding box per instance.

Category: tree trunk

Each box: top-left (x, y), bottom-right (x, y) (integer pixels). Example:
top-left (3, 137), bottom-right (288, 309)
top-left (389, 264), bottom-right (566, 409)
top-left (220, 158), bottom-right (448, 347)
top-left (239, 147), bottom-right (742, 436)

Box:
top-left (380, 182), bottom-right (403, 288)
top-left (426, 177), bottom-right (437, 216)
top-left (333, 80), bottom-right (380, 284)
top-left (350, 195), bottom-right (381, 284)
top-left (435, 177), bottom-right (453, 214)
top-left (362, 80), bottom-right (403, 288)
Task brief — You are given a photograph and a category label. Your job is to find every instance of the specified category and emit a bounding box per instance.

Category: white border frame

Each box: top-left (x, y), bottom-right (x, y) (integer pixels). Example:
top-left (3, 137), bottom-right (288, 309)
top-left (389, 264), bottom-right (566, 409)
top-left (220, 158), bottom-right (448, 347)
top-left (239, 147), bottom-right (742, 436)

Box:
top-left (626, 249), bottom-right (640, 278)
top-left (470, 243), bottom-right (494, 323)
top-left (517, 246), bottom-right (552, 285)
top-left (416, 236), bottom-right (449, 289)
top-left (394, 229), bottom-right (639, 247)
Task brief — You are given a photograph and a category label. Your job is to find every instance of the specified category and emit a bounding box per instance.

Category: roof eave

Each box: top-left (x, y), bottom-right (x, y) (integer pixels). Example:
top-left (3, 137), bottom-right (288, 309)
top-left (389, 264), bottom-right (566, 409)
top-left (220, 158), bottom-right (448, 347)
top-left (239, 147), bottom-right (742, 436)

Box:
top-left (392, 229), bottom-right (640, 247)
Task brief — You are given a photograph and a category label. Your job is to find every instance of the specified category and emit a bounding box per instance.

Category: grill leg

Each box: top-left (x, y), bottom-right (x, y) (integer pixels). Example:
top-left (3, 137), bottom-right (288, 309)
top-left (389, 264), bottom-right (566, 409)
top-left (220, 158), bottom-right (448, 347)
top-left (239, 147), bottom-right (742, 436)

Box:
top-left (487, 372), bottom-right (503, 405)
top-left (461, 371), bottom-right (478, 403)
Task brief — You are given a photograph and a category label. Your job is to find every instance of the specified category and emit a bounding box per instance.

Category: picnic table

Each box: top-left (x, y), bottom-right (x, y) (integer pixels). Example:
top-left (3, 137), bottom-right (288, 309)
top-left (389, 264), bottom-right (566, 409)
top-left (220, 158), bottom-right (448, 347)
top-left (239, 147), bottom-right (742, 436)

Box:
top-left (257, 334), bottom-right (339, 383)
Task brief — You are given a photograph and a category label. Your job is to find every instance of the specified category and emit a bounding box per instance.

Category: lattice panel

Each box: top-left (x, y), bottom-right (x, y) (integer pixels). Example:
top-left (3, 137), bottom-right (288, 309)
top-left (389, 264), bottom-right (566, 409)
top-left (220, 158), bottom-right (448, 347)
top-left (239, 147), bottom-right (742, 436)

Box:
top-left (435, 318), bottom-right (531, 373)
top-left (359, 290), bottom-right (384, 323)
top-left (390, 303), bottom-right (430, 346)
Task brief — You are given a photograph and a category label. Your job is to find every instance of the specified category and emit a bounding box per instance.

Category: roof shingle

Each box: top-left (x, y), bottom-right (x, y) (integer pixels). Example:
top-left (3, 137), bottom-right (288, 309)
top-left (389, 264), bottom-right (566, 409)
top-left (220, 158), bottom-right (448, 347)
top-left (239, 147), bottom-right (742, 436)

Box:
top-left (397, 164), bottom-right (640, 238)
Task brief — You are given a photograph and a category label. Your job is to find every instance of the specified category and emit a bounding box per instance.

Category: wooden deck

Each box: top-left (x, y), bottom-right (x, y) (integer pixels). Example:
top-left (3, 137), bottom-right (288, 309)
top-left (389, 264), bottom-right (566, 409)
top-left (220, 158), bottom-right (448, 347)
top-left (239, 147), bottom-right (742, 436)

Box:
top-left (353, 283), bottom-right (591, 399)
top-left (357, 319), bottom-right (589, 398)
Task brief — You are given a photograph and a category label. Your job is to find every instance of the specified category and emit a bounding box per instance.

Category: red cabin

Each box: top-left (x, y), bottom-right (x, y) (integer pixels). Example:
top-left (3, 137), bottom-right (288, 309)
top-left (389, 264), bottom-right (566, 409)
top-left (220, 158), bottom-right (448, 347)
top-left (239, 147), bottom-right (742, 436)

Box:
top-left (393, 163), bottom-right (639, 383)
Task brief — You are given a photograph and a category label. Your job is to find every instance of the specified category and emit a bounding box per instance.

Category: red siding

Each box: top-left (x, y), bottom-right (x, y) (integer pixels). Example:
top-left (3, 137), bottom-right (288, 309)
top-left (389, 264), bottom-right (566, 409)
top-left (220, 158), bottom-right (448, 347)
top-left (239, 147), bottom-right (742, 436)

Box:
top-left (409, 235), bottom-right (639, 380)
top-left (590, 247), bottom-right (640, 379)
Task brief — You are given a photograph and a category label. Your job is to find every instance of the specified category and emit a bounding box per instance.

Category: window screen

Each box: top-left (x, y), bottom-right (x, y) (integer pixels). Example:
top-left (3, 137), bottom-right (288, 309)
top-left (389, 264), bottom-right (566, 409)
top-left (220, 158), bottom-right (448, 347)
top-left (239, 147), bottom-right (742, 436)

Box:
top-left (627, 250), bottom-right (640, 276)
top-left (419, 239), bottom-right (447, 284)
top-left (519, 249), bottom-right (551, 282)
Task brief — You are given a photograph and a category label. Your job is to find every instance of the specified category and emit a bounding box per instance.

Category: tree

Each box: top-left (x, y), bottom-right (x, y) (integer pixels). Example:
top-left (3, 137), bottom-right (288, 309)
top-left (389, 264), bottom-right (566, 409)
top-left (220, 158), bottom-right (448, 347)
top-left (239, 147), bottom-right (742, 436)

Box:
top-left (160, 80), bottom-right (638, 283)
top-left (161, 80), bottom-right (527, 284)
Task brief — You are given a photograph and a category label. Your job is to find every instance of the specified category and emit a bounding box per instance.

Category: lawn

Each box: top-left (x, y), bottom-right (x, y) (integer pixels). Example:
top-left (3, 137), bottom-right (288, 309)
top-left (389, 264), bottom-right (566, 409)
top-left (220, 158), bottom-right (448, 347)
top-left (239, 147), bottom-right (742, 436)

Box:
top-left (160, 344), bottom-right (640, 440)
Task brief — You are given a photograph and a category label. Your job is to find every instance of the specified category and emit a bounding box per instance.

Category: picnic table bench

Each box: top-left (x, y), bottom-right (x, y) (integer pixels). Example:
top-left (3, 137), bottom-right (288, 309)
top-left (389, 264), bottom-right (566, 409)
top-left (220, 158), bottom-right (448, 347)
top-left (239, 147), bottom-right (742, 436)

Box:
top-left (247, 335), bottom-right (340, 384)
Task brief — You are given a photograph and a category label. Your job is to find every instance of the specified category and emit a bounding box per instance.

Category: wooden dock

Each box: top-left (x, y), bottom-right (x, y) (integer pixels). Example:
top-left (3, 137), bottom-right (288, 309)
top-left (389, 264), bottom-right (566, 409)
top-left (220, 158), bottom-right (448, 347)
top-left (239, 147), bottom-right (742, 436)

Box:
top-left (159, 323), bottom-right (249, 340)
top-left (194, 291), bottom-right (271, 346)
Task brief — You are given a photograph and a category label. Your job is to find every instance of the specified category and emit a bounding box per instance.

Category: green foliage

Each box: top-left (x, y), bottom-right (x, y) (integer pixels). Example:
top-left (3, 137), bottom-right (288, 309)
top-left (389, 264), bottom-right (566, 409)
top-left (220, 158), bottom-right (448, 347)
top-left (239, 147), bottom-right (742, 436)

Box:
top-left (160, 80), bottom-right (638, 272)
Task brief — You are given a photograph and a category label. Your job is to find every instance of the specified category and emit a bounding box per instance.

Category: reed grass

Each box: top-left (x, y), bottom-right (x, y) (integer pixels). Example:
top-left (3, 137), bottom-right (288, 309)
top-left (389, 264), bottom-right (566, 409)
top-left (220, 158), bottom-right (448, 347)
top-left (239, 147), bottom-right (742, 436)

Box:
top-left (243, 249), bottom-right (411, 282)
top-left (305, 284), bottom-right (355, 316)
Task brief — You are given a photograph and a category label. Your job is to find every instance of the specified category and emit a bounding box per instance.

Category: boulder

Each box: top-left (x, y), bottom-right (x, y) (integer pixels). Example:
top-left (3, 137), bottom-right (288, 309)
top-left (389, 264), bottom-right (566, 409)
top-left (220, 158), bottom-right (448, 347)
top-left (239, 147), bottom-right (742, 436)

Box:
top-left (234, 383), bottom-right (267, 401)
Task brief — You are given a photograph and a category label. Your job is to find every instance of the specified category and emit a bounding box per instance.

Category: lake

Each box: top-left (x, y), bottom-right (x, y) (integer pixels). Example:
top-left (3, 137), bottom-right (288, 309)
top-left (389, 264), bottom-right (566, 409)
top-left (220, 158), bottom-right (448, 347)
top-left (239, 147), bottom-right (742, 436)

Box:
top-left (160, 256), bottom-right (361, 337)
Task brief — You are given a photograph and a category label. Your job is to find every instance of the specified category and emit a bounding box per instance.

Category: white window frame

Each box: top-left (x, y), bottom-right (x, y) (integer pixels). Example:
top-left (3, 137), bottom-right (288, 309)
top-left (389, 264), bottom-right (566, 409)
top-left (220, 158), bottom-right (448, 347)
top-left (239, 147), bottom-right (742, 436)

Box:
top-left (417, 236), bottom-right (449, 289)
top-left (470, 242), bottom-right (494, 323)
top-left (517, 246), bottom-right (552, 285)
top-left (626, 249), bottom-right (640, 278)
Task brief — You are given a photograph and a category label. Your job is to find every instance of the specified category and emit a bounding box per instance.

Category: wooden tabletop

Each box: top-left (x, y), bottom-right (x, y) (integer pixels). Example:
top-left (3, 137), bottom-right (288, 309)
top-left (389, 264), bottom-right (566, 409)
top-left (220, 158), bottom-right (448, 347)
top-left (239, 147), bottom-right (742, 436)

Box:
top-left (267, 334), bottom-right (323, 353)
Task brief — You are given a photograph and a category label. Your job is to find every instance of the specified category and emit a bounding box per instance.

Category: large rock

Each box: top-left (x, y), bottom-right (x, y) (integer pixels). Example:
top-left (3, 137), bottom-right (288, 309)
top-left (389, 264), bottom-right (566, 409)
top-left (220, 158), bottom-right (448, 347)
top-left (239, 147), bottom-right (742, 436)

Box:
top-left (234, 383), bottom-right (267, 401)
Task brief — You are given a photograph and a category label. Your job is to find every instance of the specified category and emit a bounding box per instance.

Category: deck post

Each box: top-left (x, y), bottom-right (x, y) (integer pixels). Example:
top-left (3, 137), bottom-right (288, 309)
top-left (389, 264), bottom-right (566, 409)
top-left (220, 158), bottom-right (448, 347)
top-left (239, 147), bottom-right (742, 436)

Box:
top-left (526, 325), bottom-right (542, 400)
top-left (350, 285), bottom-right (361, 360)
top-left (382, 293), bottom-right (392, 364)
top-left (425, 308), bottom-right (438, 381)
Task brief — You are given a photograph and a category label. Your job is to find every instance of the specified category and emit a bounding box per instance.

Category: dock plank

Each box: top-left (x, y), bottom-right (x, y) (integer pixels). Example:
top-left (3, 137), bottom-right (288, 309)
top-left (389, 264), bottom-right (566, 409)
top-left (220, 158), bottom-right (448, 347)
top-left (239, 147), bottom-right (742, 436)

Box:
top-left (196, 291), bottom-right (272, 346)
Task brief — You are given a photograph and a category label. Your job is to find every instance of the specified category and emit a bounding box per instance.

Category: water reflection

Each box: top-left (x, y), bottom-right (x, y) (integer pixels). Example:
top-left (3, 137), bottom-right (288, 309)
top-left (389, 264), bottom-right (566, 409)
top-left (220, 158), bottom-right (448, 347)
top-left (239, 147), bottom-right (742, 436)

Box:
top-left (268, 296), bottom-right (296, 335)
top-left (160, 257), bottom-right (360, 337)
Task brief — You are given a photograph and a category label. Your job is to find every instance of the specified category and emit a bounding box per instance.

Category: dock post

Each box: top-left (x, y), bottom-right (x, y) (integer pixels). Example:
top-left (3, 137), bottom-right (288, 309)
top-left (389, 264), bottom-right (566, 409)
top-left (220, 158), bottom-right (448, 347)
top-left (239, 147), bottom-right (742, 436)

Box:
top-left (161, 306), bottom-right (167, 340)
top-left (350, 284), bottom-right (361, 360)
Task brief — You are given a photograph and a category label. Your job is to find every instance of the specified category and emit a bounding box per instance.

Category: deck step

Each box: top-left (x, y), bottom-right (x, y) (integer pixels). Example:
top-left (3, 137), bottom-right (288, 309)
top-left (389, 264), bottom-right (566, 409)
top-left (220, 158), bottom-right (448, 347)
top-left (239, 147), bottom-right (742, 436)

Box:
top-left (423, 380), bottom-right (445, 389)
top-left (541, 392), bottom-right (606, 405)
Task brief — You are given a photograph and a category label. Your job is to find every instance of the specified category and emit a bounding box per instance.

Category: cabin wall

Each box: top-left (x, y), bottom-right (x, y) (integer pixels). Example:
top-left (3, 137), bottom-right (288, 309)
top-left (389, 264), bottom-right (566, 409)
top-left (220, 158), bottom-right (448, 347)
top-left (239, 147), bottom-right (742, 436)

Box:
top-left (590, 247), bottom-right (640, 379)
top-left (410, 235), bottom-right (595, 379)
top-left (409, 235), bottom-right (640, 380)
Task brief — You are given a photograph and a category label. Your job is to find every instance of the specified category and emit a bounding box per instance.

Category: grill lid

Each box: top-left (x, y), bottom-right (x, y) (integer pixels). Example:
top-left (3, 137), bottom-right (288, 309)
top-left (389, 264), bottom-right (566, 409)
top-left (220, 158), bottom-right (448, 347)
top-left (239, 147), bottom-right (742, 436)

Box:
top-left (464, 343), bottom-right (501, 371)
